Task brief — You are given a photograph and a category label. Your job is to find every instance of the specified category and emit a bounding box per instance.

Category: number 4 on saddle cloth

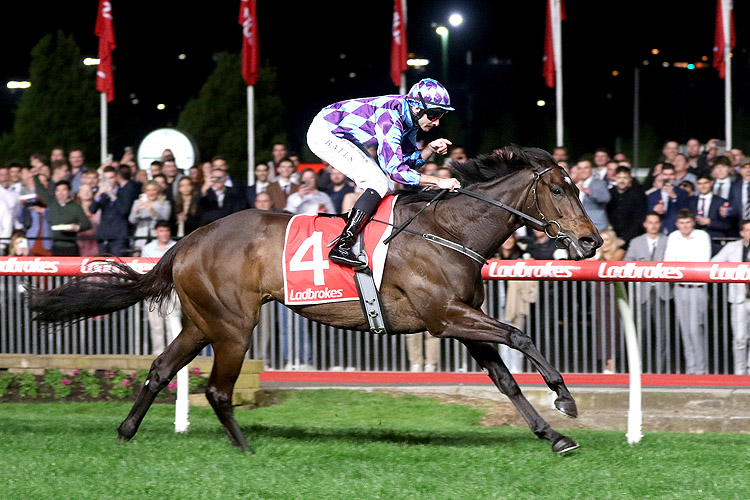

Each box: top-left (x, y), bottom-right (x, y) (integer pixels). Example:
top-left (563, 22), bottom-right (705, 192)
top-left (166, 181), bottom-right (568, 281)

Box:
top-left (282, 195), bottom-right (398, 333)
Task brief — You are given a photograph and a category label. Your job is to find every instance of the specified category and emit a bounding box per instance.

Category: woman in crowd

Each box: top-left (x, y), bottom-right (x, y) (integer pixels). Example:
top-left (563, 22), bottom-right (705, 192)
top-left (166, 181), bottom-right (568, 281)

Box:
top-left (128, 180), bottom-right (171, 255)
top-left (188, 165), bottom-right (203, 188)
top-left (171, 176), bottom-right (201, 237)
top-left (75, 184), bottom-right (100, 257)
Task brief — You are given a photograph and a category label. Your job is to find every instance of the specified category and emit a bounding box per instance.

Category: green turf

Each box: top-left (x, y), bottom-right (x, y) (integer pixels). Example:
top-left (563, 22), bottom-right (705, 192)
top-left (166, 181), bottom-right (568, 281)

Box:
top-left (1, 390), bottom-right (749, 500)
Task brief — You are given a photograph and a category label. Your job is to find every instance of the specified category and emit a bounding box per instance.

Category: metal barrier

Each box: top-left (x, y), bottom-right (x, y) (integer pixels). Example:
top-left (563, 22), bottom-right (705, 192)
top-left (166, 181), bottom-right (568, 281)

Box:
top-left (0, 257), bottom-right (738, 374)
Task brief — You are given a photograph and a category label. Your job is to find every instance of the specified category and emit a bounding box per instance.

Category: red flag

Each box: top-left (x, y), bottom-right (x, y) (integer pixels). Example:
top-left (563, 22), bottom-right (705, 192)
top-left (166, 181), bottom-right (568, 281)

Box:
top-left (239, 0), bottom-right (259, 86)
top-left (390, 0), bottom-right (408, 88)
top-left (543, 0), bottom-right (566, 88)
top-left (95, 0), bottom-right (116, 102)
top-left (713, 0), bottom-right (736, 79)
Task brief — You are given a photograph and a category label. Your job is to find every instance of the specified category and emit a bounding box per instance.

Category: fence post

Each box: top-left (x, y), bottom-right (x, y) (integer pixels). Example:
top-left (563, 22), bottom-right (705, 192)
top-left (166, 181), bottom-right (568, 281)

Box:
top-left (614, 282), bottom-right (642, 444)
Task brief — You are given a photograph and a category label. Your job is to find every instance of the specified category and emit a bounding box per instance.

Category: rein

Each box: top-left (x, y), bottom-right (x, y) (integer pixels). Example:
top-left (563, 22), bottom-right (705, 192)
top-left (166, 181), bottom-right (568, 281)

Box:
top-left (374, 165), bottom-right (572, 264)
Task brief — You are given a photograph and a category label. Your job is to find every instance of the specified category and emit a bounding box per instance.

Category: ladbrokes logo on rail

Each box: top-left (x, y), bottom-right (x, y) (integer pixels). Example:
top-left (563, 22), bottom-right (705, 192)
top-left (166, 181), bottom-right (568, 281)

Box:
top-left (0, 257), bottom-right (59, 274)
top-left (597, 262), bottom-right (684, 280)
top-left (709, 263), bottom-right (750, 281)
top-left (486, 261), bottom-right (576, 279)
top-left (79, 258), bottom-right (155, 275)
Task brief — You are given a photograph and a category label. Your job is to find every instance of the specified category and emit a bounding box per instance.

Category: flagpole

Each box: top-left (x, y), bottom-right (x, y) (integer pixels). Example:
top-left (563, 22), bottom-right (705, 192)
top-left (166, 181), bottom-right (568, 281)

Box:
top-left (247, 85), bottom-right (255, 185)
top-left (552, 0), bottom-right (563, 147)
top-left (400, 73), bottom-right (406, 96)
top-left (722, 0), bottom-right (732, 149)
top-left (100, 92), bottom-right (107, 164)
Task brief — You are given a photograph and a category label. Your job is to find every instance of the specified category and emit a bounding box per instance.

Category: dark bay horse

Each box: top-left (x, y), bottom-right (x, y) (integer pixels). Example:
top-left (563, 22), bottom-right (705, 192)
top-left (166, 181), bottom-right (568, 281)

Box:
top-left (30, 145), bottom-right (601, 453)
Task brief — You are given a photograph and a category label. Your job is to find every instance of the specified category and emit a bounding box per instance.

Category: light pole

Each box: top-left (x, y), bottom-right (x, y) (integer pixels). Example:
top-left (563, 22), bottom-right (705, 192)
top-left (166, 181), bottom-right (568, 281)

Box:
top-left (435, 26), bottom-right (449, 84)
top-left (434, 13), bottom-right (463, 85)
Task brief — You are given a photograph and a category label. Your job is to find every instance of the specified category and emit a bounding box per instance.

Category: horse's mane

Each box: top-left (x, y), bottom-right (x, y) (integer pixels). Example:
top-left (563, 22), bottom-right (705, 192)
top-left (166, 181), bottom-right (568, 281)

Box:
top-left (398, 144), bottom-right (556, 204)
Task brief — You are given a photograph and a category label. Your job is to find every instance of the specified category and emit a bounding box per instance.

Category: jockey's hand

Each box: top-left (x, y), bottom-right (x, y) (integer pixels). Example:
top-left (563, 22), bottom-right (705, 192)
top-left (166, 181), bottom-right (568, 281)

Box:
top-left (437, 177), bottom-right (461, 192)
top-left (427, 138), bottom-right (452, 156)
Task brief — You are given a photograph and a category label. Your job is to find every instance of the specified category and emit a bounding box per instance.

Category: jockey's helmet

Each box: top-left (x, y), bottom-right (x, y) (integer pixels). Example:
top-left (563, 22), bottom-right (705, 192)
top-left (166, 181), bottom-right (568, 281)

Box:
top-left (406, 78), bottom-right (454, 112)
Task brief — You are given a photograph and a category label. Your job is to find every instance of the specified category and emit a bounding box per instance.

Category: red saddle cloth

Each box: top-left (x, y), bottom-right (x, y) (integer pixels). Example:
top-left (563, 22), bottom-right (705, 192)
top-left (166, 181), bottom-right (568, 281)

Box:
top-left (283, 195), bottom-right (397, 305)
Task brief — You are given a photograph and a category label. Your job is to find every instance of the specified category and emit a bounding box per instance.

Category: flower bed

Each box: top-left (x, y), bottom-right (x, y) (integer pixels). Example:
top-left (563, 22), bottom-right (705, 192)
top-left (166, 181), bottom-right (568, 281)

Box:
top-left (0, 367), bottom-right (206, 403)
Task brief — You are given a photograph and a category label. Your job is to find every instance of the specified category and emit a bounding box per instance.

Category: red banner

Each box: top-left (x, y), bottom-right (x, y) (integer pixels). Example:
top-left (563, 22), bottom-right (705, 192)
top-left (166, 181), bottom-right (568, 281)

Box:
top-left (390, 0), bottom-right (408, 87)
top-left (0, 257), bottom-right (158, 276)
top-left (482, 260), bottom-right (750, 284)
top-left (542, 0), bottom-right (566, 88)
top-left (713, 0), bottom-right (736, 79)
top-left (95, 0), bottom-right (116, 102)
top-left (239, 0), bottom-right (259, 86)
top-left (3, 257), bottom-right (750, 285)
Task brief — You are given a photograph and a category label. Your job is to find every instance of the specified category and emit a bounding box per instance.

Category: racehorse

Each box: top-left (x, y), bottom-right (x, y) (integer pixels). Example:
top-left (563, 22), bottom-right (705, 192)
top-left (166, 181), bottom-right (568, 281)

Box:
top-left (30, 145), bottom-right (602, 454)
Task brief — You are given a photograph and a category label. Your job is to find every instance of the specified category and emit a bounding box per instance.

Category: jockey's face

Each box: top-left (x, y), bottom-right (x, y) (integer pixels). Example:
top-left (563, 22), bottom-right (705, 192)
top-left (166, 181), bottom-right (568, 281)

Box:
top-left (412, 105), bottom-right (442, 132)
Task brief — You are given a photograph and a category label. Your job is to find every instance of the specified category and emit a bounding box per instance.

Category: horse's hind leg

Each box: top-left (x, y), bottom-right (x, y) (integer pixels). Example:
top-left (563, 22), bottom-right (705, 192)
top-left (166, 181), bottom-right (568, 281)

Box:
top-left (204, 339), bottom-right (254, 452)
top-left (435, 302), bottom-right (577, 418)
top-left (117, 321), bottom-right (207, 442)
top-left (461, 340), bottom-right (579, 454)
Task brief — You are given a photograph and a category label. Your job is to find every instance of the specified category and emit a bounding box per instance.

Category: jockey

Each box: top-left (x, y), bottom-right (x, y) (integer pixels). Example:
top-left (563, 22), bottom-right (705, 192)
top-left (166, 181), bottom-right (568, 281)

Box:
top-left (306, 78), bottom-right (462, 269)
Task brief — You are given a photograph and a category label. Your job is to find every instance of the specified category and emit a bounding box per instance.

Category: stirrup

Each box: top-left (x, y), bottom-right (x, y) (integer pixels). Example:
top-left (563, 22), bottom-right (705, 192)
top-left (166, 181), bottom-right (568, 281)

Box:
top-left (329, 249), bottom-right (368, 270)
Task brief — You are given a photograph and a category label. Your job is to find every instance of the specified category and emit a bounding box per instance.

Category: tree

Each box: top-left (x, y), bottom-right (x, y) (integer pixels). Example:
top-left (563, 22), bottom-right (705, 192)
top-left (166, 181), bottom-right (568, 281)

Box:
top-left (177, 52), bottom-right (287, 181)
top-left (0, 31), bottom-right (98, 163)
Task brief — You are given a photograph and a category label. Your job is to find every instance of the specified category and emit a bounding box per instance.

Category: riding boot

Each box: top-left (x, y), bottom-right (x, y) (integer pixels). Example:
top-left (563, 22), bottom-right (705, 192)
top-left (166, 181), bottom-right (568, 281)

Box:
top-left (329, 189), bottom-right (381, 269)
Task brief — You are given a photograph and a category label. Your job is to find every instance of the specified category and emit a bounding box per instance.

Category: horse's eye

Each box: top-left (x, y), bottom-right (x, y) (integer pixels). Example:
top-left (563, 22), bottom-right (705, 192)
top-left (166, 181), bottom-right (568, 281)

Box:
top-left (552, 187), bottom-right (563, 196)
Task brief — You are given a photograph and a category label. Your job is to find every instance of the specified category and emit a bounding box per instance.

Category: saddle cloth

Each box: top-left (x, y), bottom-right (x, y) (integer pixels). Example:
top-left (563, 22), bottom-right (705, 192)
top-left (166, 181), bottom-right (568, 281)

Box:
top-left (283, 195), bottom-right (397, 305)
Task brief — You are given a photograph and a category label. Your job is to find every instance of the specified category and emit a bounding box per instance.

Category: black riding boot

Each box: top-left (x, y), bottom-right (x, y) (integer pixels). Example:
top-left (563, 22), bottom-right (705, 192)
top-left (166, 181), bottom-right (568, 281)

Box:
top-left (328, 189), bottom-right (381, 269)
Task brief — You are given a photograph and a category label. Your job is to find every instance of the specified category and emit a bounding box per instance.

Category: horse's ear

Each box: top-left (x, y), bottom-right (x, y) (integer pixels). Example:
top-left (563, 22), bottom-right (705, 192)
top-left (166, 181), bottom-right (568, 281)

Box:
top-left (496, 147), bottom-right (514, 161)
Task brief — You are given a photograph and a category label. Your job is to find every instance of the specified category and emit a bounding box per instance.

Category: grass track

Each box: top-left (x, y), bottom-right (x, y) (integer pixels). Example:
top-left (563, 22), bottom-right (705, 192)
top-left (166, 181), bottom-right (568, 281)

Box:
top-left (1, 390), bottom-right (749, 500)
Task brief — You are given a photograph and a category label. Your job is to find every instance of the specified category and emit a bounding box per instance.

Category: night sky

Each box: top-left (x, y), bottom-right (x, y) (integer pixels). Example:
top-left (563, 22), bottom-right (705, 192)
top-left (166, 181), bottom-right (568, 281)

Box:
top-left (1, 1), bottom-right (748, 164)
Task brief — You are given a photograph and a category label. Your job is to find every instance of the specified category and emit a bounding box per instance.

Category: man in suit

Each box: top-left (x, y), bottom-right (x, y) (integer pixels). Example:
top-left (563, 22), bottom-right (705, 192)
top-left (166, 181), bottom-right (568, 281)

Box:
top-left (198, 168), bottom-right (247, 226)
top-left (727, 160), bottom-right (750, 237)
top-left (688, 176), bottom-right (731, 255)
top-left (575, 159), bottom-right (610, 231)
top-left (646, 163), bottom-right (690, 235)
top-left (91, 165), bottom-right (139, 256)
top-left (266, 158), bottom-right (299, 212)
top-left (711, 157), bottom-right (733, 200)
top-left (711, 219), bottom-right (750, 374)
top-left (624, 212), bottom-right (671, 373)
top-left (245, 163), bottom-right (271, 208)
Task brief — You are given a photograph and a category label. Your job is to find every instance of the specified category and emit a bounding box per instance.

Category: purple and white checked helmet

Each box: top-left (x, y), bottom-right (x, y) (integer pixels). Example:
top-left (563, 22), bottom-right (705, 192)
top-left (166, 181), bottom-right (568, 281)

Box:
top-left (406, 78), bottom-right (454, 111)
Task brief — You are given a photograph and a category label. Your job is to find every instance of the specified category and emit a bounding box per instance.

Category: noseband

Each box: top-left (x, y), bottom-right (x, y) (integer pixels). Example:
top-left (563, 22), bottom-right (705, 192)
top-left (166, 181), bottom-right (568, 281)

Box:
top-left (456, 165), bottom-right (571, 247)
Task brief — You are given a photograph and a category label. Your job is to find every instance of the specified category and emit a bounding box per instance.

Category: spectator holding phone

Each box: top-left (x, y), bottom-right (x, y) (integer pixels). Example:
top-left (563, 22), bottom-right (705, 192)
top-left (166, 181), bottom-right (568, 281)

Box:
top-left (284, 168), bottom-right (335, 215)
top-left (646, 163), bottom-right (690, 235)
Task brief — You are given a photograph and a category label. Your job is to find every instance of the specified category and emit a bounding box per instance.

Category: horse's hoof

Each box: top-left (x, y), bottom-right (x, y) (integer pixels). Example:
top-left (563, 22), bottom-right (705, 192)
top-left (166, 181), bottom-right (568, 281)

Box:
top-left (552, 436), bottom-right (580, 454)
top-left (554, 398), bottom-right (578, 418)
top-left (117, 422), bottom-right (136, 441)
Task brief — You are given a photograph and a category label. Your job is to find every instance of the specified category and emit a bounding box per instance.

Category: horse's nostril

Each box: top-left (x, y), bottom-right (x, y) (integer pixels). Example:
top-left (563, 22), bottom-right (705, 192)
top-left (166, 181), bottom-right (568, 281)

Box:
top-left (579, 235), bottom-right (599, 250)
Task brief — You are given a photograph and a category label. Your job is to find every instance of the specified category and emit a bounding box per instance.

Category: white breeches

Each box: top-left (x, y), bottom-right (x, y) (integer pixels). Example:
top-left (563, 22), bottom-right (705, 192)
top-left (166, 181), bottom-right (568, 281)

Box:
top-left (306, 113), bottom-right (395, 198)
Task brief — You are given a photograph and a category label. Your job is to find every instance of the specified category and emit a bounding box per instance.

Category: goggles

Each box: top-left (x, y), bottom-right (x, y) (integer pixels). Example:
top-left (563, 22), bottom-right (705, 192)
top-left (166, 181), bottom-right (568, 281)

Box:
top-left (418, 92), bottom-right (448, 121)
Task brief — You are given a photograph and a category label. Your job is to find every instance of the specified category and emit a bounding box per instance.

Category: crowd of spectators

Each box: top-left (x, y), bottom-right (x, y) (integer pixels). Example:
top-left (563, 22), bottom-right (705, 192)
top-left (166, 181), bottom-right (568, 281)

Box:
top-left (1, 137), bottom-right (749, 375)
top-left (0, 144), bottom-right (351, 258)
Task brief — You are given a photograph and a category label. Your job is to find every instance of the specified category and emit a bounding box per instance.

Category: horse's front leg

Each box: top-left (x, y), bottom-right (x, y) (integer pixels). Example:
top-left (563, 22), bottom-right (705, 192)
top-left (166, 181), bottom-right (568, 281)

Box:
top-left (426, 300), bottom-right (577, 418)
top-left (460, 340), bottom-right (579, 453)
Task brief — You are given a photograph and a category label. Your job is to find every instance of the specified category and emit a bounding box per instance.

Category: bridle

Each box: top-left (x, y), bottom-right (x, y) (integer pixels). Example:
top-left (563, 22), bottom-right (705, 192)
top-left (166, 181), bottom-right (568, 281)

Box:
top-left (456, 165), bottom-right (572, 247)
top-left (380, 164), bottom-right (574, 265)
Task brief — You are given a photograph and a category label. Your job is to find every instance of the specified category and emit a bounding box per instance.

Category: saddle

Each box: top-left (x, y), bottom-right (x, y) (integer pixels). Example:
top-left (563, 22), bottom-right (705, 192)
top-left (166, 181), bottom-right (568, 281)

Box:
top-left (282, 196), bottom-right (397, 334)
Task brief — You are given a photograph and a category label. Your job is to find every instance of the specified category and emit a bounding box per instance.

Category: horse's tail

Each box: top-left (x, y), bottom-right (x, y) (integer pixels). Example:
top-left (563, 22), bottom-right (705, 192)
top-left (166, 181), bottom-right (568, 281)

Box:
top-left (29, 238), bottom-right (186, 325)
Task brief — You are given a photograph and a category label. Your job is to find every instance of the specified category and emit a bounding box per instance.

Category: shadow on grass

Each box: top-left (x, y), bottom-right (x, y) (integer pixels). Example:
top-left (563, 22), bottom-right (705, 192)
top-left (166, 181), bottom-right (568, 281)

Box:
top-left (241, 423), bottom-right (536, 448)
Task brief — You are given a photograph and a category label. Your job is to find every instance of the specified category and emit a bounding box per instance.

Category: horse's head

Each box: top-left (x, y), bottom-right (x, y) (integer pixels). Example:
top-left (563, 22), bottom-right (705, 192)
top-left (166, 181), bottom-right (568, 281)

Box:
top-left (450, 145), bottom-right (602, 260)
